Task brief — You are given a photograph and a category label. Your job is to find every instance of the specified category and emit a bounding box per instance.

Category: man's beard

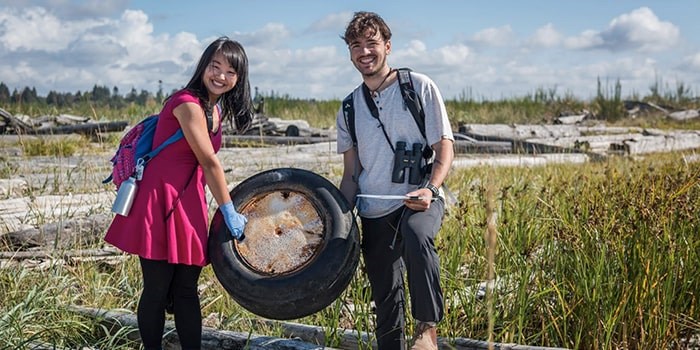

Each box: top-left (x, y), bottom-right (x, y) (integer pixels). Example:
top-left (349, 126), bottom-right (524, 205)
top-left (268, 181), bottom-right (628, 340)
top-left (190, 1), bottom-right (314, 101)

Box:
top-left (357, 57), bottom-right (386, 78)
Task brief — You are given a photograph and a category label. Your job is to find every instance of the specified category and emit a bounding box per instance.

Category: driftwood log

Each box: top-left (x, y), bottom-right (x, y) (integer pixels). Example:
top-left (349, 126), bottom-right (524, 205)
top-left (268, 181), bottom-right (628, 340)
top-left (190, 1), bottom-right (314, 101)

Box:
top-left (71, 307), bottom-right (569, 350)
top-left (70, 306), bottom-right (340, 350)
top-left (0, 247), bottom-right (126, 270)
top-left (0, 107), bottom-right (128, 136)
top-left (0, 209), bottom-right (112, 249)
top-left (0, 247), bottom-right (119, 260)
top-left (222, 134), bottom-right (335, 147)
top-left (459, 123), bottom-right (700, 156)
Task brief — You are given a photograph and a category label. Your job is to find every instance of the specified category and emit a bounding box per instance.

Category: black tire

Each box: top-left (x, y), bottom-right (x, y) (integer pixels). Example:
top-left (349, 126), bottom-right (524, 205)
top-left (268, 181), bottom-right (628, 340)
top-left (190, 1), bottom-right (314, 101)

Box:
top-left (208, 167), bottom-right (360, 320)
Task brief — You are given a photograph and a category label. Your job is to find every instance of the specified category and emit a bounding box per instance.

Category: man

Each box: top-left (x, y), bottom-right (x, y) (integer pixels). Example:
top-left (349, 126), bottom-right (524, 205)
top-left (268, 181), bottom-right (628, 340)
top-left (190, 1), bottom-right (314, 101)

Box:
top-left (336, 11), bottom-right (455, 350)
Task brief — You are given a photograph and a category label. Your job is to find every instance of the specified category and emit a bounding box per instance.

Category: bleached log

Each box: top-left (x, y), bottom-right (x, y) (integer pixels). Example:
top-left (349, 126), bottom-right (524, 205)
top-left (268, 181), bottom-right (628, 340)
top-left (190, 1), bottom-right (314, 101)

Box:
top-left (71, 306), bottom-right (569, 350)
top-left (30, 121), bottom-right (128, 135)
top-left (0, 247), bottom-right (119, 260)
top-left (452, 154), bottom-right (589, 169)
top-left (554, 114), bottom-right (587, 125)
top-left (460, 124), bottom-right (582, 140)
top-left (668, 110), bottom-right (699, 121)
top-left (222, 135), bottom-right (335, 147)
top-left (70, 306), bottom-right (339, 350)
top-left (251, 318), bottom-right (570, 350)
top-left (55, 114), bottom-right (91, 124)
top-left (0, 192), bottom-right (113, 236)
top-left (527, 130), bottom-right (700, 155)
top-left (0, 178), bottom-right (28, 197)
top-left (1, 212), bottom-right (112, 249)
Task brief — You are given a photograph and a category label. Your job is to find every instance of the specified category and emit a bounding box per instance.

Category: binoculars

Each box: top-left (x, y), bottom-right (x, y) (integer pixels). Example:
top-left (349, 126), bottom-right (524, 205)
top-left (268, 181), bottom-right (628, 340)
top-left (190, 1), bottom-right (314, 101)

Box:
top-left (392, 141), bottom-right (424, 185)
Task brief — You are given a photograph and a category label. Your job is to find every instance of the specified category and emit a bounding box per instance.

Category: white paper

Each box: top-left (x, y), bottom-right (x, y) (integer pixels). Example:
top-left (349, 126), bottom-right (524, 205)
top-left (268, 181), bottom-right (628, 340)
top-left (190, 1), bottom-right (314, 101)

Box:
top-left (356, 194), bottom-right (435, 201)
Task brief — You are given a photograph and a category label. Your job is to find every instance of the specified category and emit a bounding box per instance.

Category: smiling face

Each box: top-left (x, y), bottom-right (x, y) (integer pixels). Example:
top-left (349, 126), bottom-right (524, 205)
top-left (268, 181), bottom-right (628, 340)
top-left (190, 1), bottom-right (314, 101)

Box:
top-left (348, 30), bottom-right (391, 78)
top-left (203, 51), bottom-right (238, 102)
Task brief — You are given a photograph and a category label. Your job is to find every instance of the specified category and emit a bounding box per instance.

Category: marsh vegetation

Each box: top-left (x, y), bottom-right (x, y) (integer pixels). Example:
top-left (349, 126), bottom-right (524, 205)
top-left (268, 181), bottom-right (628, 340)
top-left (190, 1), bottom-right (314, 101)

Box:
top-left (1, 80), bottom-right (699, 349)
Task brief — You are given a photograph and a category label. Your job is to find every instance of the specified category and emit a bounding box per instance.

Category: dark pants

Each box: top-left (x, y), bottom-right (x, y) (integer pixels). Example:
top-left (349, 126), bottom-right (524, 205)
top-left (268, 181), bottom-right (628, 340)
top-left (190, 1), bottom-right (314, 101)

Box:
top-left (138, 257), bottom-right (203, 350)
top-left (360, 199), bottom-right (445, 350)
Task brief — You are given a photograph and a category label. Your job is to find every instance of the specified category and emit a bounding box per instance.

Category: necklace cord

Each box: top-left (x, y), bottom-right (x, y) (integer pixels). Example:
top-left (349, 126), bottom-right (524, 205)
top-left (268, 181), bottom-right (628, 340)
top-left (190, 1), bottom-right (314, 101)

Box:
top-left (369, 68), bottom-right (394, 96)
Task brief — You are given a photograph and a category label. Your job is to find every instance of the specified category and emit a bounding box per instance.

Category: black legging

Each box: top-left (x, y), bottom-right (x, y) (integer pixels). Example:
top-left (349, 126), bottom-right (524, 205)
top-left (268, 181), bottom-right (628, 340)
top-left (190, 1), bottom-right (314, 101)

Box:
top-left (138, 257), bottom-right (203, 350)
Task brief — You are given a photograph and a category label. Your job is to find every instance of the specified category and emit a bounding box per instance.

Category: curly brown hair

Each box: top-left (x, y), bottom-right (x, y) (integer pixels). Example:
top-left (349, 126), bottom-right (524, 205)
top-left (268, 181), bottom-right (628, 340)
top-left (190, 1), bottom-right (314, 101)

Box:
top-left (341, 11), bottom-right (392, 45)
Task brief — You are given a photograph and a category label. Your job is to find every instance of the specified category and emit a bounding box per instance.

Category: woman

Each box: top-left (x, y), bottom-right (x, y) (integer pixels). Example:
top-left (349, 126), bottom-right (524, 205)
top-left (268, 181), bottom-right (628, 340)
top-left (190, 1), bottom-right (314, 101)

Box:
top-left (104, 36), bottom-right (252, 350)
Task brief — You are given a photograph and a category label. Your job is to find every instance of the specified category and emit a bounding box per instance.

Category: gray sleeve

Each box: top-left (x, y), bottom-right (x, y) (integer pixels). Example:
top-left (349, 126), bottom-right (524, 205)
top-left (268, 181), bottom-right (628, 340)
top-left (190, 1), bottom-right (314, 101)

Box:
top-left (413, 72), bottom-right (454, 146)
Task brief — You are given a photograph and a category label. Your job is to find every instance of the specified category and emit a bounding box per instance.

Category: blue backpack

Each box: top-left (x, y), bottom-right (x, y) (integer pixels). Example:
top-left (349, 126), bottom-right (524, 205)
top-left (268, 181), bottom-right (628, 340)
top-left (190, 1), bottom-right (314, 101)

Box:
top-left (104, 104), bottom-right (216, 188)
top-left (103, 115), bottom-right (184, 188)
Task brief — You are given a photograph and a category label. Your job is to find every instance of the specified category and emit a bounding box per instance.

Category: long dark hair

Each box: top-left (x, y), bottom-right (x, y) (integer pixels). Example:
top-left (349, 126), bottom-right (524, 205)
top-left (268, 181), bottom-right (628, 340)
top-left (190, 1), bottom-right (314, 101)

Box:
top-left (184, 36), bottom-right (253, 133)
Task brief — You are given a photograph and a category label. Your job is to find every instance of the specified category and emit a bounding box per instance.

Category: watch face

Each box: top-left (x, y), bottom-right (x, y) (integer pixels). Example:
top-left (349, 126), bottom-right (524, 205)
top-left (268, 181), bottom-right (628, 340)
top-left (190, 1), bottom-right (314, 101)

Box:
top-left (426, 184), bottom-right (439, 197)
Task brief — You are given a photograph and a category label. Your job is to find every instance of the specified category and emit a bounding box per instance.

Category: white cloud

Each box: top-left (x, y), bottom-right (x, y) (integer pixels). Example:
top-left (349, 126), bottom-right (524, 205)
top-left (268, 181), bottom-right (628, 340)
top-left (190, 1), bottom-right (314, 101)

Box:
top-left (24, 0), bottom-right (128, 19)
top-left (0, 6), bottom-right (104, 52)
top-left (529, 23), bottom-right (562, 48)
top-left (436, 44), bottom-right (471, 66)
top-left (471, 25), bottom-right (513, 46)
top-left (309, 11), bottom-right (352, 33)
top-left (564, 7), bottom-right (679, 52)
top-left (0, 4), bottom-right (695, 101)
top-left (0, 6), bottom-right (204, 94)
top-left (602, 7), bottom-right (679, 51)
top-left (400, 40), bottom-right (428, 56)
top-left (682, 52), bottom-right (700, 71)
top-left (564, 30), bottom-right (604, 50)
top-left (233, 23), bottom-right (291, 48)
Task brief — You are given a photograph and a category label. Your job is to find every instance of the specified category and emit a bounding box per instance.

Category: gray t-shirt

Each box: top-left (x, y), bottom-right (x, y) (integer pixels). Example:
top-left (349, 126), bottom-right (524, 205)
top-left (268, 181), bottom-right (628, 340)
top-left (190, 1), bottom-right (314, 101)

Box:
top-left (336, 71), bottom-right (454, 218)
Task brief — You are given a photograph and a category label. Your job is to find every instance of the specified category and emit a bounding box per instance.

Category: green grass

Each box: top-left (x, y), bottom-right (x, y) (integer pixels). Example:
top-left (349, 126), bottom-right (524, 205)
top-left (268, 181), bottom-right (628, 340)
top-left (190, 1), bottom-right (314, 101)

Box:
top-left (435, 153), bottom-right (699, 349)
top-left (1, 83), bottom-right (699, 349)
top-left (1, 151), bottom-right (697, 349)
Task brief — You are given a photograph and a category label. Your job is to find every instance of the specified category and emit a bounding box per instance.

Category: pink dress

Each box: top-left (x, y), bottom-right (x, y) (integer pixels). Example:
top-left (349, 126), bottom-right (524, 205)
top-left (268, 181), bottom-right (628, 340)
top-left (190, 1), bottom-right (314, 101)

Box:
top-left (104, 90), bottom-right (222, 266)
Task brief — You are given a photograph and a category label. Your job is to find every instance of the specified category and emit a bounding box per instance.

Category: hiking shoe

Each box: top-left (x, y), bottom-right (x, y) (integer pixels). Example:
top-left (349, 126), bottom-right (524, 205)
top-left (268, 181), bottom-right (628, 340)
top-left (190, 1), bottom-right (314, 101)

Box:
top-left (410, 322), bottom-right (438, 350)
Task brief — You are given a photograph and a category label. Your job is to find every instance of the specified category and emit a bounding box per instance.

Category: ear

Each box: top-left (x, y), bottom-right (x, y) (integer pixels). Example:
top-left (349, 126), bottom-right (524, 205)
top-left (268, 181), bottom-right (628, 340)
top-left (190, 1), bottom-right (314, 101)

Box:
top-left (386, 40), bottom-right (392, 54)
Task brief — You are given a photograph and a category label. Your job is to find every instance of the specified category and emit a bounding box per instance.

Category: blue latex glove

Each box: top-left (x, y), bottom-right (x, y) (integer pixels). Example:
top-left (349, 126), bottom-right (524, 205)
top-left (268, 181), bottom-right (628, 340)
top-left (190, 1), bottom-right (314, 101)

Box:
top-left (220, 201), bottom-right (247, 241)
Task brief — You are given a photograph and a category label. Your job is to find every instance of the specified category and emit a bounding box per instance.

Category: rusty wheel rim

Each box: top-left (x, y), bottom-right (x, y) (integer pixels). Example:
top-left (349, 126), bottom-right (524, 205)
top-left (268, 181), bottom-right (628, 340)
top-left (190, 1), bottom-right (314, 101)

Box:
top-left (235, 190), bottom-right (325, 275)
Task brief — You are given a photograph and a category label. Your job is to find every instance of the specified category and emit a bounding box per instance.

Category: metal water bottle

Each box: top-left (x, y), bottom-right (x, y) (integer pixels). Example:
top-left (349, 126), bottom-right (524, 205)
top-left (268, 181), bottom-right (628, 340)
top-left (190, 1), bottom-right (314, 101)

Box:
top-left (112, 176), bottom-right (138, 216)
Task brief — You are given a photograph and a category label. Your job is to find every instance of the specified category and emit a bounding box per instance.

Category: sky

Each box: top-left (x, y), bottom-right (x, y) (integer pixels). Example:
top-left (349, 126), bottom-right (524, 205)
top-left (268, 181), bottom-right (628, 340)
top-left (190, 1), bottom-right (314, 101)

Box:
top-left (1, 0), bottom-right (700, 101)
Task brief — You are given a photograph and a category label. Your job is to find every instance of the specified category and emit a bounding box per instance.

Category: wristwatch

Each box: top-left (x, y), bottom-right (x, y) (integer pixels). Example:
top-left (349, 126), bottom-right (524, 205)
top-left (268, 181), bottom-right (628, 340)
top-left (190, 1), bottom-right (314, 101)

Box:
top-left (423, 183), bottom-right (440, 198)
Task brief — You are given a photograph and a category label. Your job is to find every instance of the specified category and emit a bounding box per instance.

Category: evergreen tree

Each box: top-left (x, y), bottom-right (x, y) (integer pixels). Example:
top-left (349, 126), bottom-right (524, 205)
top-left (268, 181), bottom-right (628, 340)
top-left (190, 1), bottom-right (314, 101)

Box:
top-left (91, 84), bottom-right (111, 103)
top-left (11, 88), bottom-right (20, 103)
top-left (156, 80), bottom-right (164, 103)
top-left (47, 91), bottom-right (59, 105)
top-left (0, 82), bottom-right (9, 103)
top-left (126, 87), bottom-right (137, 103)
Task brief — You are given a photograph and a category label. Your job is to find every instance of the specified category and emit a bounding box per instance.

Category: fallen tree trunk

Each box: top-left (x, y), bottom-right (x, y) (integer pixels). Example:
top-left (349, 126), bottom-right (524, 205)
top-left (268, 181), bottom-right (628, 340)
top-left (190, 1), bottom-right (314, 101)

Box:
top-left (250, 319), bottom-right (570, 350)
top-left (73, 306), bottom-right (568, 350)
top-left (222, 135), bottom-right (334, 147)
top-left (27, 121), bottom-right (128, 136)
top-left (70, 306), bottom-right (340, 350)
top-left (0, 248), bottom-right (127, 270)
top-left (0, 247), bottom-right (119, 260)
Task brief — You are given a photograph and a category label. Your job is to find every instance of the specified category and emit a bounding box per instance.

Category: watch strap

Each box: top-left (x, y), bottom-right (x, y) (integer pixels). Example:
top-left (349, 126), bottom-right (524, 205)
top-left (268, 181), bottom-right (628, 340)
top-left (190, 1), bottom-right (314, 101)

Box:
top-left (424, 183), bottom-right (440, 198)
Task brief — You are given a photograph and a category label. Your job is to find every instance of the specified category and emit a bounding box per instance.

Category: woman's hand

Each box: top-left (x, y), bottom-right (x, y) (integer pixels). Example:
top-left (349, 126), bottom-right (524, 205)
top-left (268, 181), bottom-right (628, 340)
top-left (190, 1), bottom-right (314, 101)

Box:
top-left (220, 201), bottom-right (247, 241)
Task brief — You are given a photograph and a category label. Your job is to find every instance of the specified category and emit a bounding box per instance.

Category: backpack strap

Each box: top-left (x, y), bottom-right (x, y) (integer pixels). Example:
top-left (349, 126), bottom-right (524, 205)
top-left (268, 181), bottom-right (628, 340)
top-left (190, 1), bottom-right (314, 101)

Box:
top-left (342, 93), bottom-right (356, 147)
top-left (361, 83), bottom-right (395, 152)
top-left (140, 102), bottom-right (216, 167)
top-left (341, 93), bottom-right (362, 185)
top-left (206, 103), bottom-right (220, 132)
top-left (396, 68), bottom-right (426, 140)
top-left (140, 129), bottom-right (184, 164)
top-left (206, 111), bottom-right (213, 132)
top-left (397, 67), bottom-right (434, 160)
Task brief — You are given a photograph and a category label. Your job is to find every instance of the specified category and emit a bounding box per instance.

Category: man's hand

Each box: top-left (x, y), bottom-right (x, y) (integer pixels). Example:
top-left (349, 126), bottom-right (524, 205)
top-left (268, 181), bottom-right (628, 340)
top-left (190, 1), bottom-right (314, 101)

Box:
top-left (403, 187), bottom-right (434, 211)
